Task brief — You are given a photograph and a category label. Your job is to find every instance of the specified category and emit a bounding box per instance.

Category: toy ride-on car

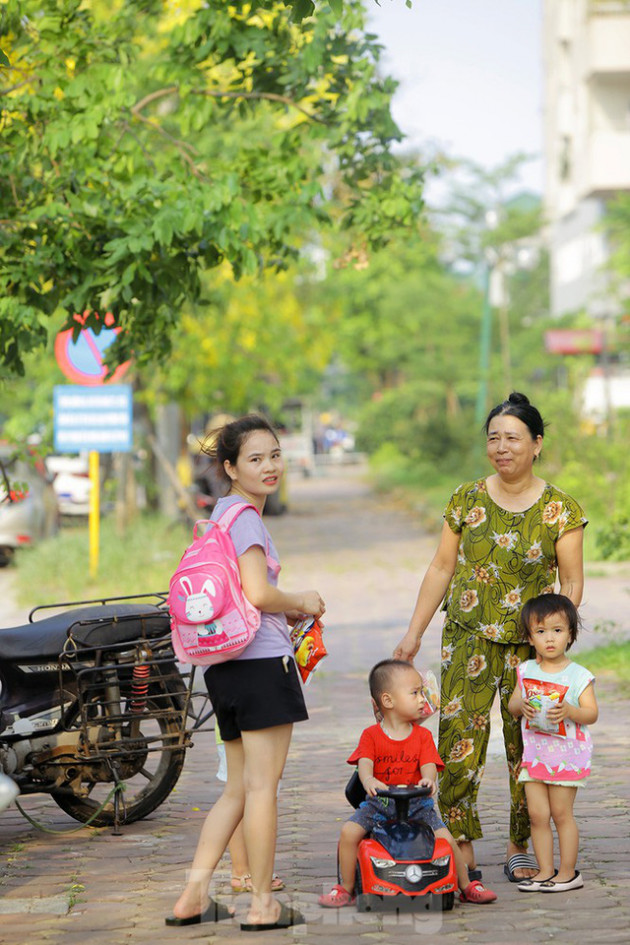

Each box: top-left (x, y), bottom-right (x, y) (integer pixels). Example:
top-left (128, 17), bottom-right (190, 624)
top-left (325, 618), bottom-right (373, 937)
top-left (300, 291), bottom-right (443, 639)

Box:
top-left (345, 775), bottom-right (457, 912)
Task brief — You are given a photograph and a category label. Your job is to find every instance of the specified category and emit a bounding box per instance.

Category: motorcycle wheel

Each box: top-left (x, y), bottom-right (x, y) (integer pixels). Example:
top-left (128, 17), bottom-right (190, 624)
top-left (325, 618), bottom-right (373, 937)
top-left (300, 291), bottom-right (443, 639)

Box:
top-left (51, 691), bottom-right (186, 827)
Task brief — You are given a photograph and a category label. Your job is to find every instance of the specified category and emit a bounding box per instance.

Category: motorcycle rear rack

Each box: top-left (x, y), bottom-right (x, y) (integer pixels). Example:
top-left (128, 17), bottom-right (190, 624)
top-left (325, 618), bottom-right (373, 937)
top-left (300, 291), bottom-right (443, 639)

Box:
top-left (54, 606), bottom-right (215, 763)
top-left (29, 591), bottom-right (169, 623)
top-left (59, 645), bottom-right (190, 761)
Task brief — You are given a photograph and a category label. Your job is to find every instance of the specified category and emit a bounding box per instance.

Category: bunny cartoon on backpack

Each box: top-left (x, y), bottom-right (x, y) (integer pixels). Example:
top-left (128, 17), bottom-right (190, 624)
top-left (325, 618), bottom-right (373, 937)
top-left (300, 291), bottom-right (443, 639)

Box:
top-left (173, 576), bottom-right (224, 646)
top-left (181, 577), bottom-right (219, 624)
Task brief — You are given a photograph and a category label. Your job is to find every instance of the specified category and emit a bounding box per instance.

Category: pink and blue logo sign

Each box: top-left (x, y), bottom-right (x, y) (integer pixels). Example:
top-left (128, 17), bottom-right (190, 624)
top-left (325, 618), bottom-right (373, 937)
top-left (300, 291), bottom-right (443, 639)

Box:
top-left (55, 311), bottom-right (131, 386)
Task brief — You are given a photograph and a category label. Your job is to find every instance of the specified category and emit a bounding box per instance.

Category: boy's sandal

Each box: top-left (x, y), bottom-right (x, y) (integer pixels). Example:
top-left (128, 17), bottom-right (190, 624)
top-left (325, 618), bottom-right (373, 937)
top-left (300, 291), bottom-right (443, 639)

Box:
top-left (459, 880), bottom-right (497, 904)
top-left (318, 884), bottom-right (356, 908)
top-left (230, 873), bottom-right (284, 893)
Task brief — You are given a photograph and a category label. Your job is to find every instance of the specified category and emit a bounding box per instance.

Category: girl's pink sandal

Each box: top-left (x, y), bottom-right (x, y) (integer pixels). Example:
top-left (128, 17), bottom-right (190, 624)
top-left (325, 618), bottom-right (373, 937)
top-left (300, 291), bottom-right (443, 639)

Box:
top-left (318, 884), bottom-right (356, 908)
top-left (459, 880), bottom-right (497, 904)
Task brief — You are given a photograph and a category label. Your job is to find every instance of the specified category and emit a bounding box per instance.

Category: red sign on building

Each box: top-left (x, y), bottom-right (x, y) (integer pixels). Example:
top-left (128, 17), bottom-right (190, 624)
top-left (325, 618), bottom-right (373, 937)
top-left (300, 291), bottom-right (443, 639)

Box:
top-left (544, 329), bottom-right (604, 356)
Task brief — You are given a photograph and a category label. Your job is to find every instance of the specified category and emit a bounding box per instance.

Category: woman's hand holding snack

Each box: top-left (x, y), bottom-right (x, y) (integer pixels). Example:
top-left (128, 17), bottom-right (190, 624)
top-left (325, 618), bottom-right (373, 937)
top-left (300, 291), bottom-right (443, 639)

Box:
top-left (298, 591), bottom-right (326, 620)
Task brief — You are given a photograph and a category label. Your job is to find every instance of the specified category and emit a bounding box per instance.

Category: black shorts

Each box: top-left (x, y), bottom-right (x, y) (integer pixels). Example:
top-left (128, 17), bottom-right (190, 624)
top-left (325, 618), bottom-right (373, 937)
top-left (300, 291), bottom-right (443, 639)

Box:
top-left (204, 656), bottom-right (308, 741)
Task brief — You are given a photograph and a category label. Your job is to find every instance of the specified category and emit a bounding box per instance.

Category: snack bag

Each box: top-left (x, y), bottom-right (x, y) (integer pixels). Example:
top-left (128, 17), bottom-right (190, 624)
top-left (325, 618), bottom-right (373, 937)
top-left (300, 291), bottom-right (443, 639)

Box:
top-left (522, 677), bottom-right (569, 736)
top-left (419, 669), bottom-right (440, 718)
top-left (289, 617), bottom-right (327, 685)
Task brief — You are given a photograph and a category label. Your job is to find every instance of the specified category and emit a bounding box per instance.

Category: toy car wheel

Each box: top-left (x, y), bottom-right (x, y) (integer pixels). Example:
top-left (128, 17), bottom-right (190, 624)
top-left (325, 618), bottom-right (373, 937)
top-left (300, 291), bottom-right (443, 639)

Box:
top-left (430, 891), bottom-right (454, 911)
top-left (354, 867), bottom-right (376, 913)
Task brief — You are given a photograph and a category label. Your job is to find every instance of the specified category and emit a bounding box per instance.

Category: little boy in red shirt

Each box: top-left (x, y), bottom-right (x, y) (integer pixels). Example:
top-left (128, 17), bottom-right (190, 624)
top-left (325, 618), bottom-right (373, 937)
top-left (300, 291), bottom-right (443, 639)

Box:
top-left (319, 659), bottom-right (497, 907)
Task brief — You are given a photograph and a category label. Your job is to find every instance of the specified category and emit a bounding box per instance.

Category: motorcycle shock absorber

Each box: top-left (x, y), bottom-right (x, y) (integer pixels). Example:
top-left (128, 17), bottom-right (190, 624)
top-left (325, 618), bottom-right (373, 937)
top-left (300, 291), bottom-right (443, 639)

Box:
top-left (130, 649), bottom-right (151, 714)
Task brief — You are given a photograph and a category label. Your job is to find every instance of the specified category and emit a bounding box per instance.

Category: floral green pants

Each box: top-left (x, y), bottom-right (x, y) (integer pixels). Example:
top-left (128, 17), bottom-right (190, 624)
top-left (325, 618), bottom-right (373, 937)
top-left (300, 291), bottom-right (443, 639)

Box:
top-left (437, 621), bottom-right (532, 846)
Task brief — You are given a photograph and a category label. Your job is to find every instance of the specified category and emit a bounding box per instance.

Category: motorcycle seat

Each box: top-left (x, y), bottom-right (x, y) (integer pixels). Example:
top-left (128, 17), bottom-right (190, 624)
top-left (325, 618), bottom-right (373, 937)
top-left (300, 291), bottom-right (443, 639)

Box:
top-left (0, 604), bottom-right (170, 660)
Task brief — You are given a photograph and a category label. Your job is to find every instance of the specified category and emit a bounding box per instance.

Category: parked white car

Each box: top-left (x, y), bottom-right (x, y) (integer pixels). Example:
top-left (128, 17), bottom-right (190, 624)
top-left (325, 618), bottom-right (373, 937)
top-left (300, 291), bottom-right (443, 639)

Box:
top-left (45, 455), bottom-right (92, 517)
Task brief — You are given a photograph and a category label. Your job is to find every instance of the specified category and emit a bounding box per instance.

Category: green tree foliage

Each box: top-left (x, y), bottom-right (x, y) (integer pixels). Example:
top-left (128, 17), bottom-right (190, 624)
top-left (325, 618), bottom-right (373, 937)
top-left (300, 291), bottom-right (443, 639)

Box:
top-left (0, 0), bottom-right (423, 376)
top-left (605, 192), bottom-right (630, 280)
top-left (315, 223), bottom-right (483, 469)
top-left (438, 154), bottom-right (542, 260)
top-left (155, 261), bottom-right (334, 419)
top-left (314, 155), bottom-right (579, 480)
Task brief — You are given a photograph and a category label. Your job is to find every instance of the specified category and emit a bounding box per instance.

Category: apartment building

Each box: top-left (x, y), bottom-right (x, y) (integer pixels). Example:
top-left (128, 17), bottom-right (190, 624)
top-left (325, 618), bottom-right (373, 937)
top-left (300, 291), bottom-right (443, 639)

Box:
top-left (543, 0), bottom-right (630, 317)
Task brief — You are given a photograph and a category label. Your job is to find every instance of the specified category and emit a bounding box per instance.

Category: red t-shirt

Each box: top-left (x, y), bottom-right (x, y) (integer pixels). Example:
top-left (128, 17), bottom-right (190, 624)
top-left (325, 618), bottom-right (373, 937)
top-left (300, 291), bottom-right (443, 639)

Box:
top-left (347, 723), bottom-right (444, 785)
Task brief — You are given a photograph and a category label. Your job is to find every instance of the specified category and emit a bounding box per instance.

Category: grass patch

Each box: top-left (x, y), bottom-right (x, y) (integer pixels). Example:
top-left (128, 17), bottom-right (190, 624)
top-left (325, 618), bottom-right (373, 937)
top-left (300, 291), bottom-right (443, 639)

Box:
top-left (578, 640), bottom-right (630, 689)
top-left (13, 514), bottom-right (190, 607)
top-left (368, 448), bottom-right (453, 533)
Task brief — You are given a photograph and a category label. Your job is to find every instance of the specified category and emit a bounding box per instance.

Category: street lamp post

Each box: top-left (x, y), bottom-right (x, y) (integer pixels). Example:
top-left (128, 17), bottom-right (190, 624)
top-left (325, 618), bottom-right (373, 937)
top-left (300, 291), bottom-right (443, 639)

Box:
top-left (473, 259), bottom-right (493, 471)
top-left (474, 259), bottom-right (493, 433)
top-left (473, 210), bottom-right (500, 458)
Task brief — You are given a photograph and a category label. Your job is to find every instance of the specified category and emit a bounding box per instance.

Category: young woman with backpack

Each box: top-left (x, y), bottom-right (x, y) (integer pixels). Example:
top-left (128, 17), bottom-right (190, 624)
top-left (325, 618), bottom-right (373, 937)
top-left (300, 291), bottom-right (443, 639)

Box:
top-left (166, 415), bottom-right (325, 932)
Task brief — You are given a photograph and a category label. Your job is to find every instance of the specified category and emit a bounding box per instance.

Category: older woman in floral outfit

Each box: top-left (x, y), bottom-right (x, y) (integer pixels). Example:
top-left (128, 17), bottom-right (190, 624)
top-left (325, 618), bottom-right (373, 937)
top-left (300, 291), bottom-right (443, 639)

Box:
top-left (394, 393), bottom-right (586, 883)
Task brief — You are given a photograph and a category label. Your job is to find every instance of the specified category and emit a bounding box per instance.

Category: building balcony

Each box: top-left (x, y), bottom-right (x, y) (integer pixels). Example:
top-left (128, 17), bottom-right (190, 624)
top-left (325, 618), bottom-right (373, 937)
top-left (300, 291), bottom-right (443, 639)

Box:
top-left (585, 14), bottom-right (630, 74)
top-left (582, 130), bottom-right (630, 194)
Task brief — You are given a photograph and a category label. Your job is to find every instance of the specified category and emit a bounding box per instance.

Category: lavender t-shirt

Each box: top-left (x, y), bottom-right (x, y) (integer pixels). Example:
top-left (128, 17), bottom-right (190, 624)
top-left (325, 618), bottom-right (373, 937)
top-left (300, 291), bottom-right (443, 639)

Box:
top-left (211, 496), bottom-right (292, 660)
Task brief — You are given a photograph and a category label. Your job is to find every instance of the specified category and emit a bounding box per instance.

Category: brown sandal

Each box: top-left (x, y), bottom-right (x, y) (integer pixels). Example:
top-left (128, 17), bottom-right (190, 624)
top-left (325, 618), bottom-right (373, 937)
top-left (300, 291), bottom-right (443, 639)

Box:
top-left (230, 874), bottom-right (285, 893)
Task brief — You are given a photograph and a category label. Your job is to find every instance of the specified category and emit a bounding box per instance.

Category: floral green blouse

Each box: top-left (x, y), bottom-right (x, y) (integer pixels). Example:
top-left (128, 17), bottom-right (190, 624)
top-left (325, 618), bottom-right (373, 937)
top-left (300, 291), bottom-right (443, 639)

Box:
top-left (443, 479), bottom-right (587, 645)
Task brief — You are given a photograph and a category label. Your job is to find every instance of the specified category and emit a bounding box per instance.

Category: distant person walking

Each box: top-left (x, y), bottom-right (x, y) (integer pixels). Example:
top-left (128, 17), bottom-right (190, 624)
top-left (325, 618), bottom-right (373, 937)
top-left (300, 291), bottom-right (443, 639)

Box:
top-left (167, 415), bottom-right (325, 932)
top-left (394, 393), bottom-right (587, 883)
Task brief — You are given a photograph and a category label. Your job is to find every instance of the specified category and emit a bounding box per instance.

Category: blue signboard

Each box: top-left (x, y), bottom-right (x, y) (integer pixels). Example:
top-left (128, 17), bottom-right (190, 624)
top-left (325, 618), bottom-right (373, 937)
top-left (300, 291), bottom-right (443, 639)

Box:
top-left (54, 385), bottom-right (132, 453)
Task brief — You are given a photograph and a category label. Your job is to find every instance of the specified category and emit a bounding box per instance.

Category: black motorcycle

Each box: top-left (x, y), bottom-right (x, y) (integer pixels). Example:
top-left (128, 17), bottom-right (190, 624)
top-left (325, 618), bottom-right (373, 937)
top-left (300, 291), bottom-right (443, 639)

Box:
top-left (0, 593), bottom-right (202, 829)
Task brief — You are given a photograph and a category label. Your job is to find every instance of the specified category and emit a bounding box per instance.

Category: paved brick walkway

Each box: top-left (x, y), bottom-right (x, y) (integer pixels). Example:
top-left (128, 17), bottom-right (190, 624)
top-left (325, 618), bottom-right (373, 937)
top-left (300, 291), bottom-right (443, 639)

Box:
top-left (0, 467), bottom-right (628, 945)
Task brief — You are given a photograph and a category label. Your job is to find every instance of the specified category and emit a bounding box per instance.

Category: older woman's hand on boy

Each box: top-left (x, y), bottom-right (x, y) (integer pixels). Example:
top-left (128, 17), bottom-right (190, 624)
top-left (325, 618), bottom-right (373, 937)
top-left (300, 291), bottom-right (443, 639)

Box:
top-left (393, 629), bottom-right (421, 662)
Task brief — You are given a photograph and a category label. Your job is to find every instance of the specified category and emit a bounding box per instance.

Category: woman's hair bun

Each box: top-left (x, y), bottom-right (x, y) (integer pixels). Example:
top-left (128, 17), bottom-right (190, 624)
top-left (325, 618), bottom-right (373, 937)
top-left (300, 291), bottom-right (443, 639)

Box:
top-left (508, 392), bottom-right (530, 406)
top-left (484, 390), bottom-right (545, 441)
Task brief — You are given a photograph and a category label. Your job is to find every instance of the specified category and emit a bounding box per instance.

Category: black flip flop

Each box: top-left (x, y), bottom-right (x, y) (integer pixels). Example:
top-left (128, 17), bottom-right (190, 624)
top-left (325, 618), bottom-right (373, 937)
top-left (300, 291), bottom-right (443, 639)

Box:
top-left (504, 853), bottom-right (538, 883)
top-left (240, 903), bottom-right (305, 932)
top-left (165, 898), bottom-right (235, 926)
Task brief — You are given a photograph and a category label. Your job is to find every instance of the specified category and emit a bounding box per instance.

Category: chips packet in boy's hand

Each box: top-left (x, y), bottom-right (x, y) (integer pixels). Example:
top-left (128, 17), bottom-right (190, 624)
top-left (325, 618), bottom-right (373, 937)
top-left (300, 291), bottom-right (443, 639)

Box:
top-left (419, 669), bottom-right (440, 718)
top-left (289, 617), bottom-right (327, 685)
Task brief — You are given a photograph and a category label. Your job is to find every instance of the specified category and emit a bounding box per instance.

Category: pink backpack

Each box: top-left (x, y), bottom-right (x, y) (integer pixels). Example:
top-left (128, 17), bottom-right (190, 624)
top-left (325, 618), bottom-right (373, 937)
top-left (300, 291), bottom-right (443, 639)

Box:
top-left (168, 502), bottom-right (261, 666)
